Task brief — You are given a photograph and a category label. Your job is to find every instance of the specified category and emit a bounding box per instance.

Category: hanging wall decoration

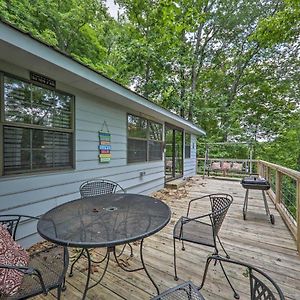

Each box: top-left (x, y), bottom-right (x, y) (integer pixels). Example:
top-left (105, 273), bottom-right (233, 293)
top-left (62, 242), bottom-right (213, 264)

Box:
top-left (98, 121), bottom-right (111, 163)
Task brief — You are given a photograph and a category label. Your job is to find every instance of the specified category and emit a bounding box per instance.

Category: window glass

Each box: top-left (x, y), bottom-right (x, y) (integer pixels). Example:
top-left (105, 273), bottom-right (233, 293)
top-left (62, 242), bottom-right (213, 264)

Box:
top-left (127, 114), bottom-right (163, 163)
top-left (128, 115), bottom-right (147, 138)
top-left (4, 76), bottom-right (72, 129)
top-left (4, 77), bottom-right (31, 123)
top-left (185, 133), bottom-right (191, 159)
top-left (149, 121), bottom-right (163, 141)
top-left (127, 139), bottom-right (147, 163)
top-left (149, 140), bottom-right (163, 161)
top-left (2, 75), bottom-right (74, 175)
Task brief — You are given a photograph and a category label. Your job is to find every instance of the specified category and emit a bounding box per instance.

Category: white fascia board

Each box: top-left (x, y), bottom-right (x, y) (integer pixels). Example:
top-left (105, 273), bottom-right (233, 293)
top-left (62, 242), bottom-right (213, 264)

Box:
top-left (0, 22), bottom-right (205, 136)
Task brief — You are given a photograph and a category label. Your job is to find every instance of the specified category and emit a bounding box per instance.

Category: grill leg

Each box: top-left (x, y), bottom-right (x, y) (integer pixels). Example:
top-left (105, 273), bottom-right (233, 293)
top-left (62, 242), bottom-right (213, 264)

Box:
top-left (243, 189), bottom-right (249, 220)
top-left (262, 190), bottom-right (270, 216)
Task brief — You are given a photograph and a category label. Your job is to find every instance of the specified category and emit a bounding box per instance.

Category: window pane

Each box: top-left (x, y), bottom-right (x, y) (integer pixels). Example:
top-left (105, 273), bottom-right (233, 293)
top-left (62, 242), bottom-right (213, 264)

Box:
top-left (53, 92), bottom-right (72, 128)
top-left (4, 75), bottom-right (72, 129)
top-left (3, 126), bottom-right (73, 174)
top-left (149, 141), bottom-right (163, 161)
top-left (185, 133), bottom-right (191, 159)
top-left (128, 115), bottom-right (147, 138)
top-left (4, 77), bottom-right (32, 123)
top-left (3, 127), bottom-right (31, 172)
top-left (149, 121), bottom-right (162, 141)
top-left (128, 139), bottom-right (147, 163)
top-left (31, 85), bottom-right (54, 126)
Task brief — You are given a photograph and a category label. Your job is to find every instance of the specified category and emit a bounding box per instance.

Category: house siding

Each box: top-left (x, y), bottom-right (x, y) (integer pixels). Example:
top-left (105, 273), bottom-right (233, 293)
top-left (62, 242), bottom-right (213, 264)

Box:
top-left (0, 62), bottom-right (165, 247)
top-left (184, 134), bottom-right (197, 177)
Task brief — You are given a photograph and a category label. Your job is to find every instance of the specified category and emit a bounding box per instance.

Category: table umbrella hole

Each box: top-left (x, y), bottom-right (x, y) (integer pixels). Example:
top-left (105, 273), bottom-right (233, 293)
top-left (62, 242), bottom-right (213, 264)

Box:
top-left (104, 206), bottom-right (118, 212)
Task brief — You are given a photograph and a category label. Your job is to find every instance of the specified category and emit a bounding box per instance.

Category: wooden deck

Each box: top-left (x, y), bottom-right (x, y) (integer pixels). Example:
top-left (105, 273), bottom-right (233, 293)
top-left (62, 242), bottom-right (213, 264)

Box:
top-left (35, 177), bottom-right (300, 300)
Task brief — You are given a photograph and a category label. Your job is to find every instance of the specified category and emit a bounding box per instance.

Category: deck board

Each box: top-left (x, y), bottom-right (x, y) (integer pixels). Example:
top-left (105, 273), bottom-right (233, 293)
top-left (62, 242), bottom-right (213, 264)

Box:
top-left (34, 176), bottom-right (300, 299)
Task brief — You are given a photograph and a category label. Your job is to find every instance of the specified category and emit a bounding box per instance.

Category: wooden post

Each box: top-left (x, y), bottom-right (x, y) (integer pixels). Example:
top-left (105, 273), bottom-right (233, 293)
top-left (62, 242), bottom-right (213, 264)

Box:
top-left (297, 179), bottom-right (300, 253)
top-left (257, 161), bottom-right (261, 176)
top-left (275, 170), bottom-right (282, 205)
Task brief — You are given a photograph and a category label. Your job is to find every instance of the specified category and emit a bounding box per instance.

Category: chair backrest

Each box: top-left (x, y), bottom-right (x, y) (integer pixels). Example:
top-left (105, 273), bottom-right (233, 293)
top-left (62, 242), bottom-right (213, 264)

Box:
top-left (209, 194), bottom-right (233, 235)
top-left (0, 215), bottom-right (22, 240)
top-left (79, 179), bottom-right (125, 198)
top-left (249, 267), bottom-right (285, 300)
top-left (202, 255), bottom-right (285, 300)
top-left (211, 256), bottom-right (284, 300)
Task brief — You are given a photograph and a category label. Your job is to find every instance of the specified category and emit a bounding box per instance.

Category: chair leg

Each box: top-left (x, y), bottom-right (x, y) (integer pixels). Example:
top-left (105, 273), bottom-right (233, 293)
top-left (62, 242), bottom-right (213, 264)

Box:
top-left (61, 276), bottom-right (66, 291)
top-left (219, 260), bottom-right (240, 299)
top-left (199, 256), bottom-right (239, 299)
top-left (217, 235), bottom-right (230, 258)
top-left (173, 238), bottom-right (178, 281)
top-left (57, 286), bottom-right (62, 300)
top-left (181, 240), bottom-right (185, 251)
top-left (199, 255), bottom-right (214, 289)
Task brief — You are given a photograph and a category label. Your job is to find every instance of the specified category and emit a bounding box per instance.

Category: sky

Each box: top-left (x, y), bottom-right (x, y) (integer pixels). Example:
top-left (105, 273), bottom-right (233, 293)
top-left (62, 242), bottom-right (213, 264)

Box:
top-left (105, 0), bottom-right (121, 19)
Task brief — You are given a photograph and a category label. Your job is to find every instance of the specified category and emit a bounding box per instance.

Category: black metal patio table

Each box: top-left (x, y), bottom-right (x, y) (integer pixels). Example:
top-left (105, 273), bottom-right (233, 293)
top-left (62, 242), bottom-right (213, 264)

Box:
top-left (37, 193), bottom-right (171, 299)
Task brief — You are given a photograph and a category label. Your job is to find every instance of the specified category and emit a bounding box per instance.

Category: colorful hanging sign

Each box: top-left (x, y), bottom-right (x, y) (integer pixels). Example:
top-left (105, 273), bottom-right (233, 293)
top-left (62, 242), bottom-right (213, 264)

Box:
top-left (98, 121), bottom-right (111, 163)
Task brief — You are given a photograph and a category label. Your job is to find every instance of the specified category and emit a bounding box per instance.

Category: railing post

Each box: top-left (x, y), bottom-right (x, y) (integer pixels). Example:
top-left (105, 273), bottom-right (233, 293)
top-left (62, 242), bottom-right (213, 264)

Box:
top-left (297, 179), bottom-right (300, 253)
top-left (275, 169), bottom-right (282, 206)
top-left (257, 161), bottom-right (261, 176)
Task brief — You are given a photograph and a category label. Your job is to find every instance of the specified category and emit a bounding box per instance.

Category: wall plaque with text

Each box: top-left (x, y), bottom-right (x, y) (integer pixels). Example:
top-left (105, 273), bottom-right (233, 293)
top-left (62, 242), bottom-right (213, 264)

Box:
top-left (30, 72), bottom-right (56, 88)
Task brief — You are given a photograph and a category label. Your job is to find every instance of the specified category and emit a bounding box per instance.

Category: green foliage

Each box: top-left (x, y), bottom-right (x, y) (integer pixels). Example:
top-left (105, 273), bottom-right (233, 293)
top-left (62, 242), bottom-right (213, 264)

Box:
top-left (0, 0), bottom-right (299, 170)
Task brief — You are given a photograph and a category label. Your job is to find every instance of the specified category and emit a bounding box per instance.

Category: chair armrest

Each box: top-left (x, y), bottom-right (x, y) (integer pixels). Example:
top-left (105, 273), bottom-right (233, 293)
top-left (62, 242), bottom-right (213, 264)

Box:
top-left (176, 215), bottom-right (212, 240)
top-left (0, 264), bottom-right (47, 295)
top-left (0, 215), bottom-right (39, 240)
top-left (186, 195), bottom-right (210, 217)
top-left (181, 214), bottom-right (212, 224)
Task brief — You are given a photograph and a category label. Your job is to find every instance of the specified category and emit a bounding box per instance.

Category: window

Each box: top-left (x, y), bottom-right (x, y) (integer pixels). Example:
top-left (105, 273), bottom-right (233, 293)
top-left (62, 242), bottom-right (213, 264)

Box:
top-left (185, 133), bottom-right (191, 159)
top-left (127, 114), bottom-right (163, 163)
top-left (1, 74), bottom-right (74, 175)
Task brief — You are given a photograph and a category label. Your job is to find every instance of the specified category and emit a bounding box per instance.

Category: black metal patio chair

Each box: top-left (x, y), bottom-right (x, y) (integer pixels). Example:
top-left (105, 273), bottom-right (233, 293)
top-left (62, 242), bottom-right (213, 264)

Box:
top-left (173, 193), bottom-right (237, 296)
top-left (79, 178), bottom-right (125, 197)
top-left (199, 255), bottom-right (285, 300)
top-left (0, 215), bottom-right (68, 300)
top-left (69, 178), bottom-right (132, 277)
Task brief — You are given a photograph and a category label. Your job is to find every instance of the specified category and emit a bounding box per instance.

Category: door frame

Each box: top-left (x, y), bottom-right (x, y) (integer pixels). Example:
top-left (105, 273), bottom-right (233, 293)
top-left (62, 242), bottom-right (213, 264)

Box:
top-left (164, 123), bottom-right (183, 182)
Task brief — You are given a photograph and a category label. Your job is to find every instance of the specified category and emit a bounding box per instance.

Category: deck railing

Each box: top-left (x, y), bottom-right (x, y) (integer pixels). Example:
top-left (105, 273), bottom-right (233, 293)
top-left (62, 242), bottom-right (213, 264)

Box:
top-left (197, 157), bottom-right (257, 177)
top-left (197, 158), bottom-right (300, 253)
top-left (257, 160), bottom-right (300, 253)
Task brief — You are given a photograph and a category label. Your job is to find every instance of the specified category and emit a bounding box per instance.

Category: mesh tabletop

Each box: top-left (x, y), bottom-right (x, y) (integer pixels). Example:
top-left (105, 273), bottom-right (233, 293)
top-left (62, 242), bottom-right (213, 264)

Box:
top-left (37, 194), bottom-right (171, 248)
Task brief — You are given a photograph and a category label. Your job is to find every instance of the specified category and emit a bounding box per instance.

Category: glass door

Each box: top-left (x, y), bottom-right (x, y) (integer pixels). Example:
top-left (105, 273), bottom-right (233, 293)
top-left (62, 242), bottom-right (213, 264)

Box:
top-left (165, 125), bottom-right (183, 181)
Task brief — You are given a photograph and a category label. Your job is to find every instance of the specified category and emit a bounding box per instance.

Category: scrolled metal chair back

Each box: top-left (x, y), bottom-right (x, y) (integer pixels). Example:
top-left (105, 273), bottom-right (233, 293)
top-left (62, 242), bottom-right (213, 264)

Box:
top-left (249, 268), bottom-right (284, 300)
top-left (80, 179), bottom-right (125, 198)
top-left (209, 194), bottom-right (233, 235)
top-left (200, 255), bottom-right (285, 300)
top-left (0, 215), bottom-right (21, 240)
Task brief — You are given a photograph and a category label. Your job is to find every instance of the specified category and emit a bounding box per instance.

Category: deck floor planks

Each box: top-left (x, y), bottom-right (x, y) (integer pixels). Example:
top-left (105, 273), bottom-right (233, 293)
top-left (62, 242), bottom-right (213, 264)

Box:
top-left (34, 176), bottom-right (300, 300)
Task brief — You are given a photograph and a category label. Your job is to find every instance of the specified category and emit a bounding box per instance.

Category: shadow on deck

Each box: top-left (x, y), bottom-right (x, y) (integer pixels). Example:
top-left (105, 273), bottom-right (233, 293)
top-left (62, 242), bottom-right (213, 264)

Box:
top-left (34, 176), bottom-right (300, 300)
